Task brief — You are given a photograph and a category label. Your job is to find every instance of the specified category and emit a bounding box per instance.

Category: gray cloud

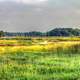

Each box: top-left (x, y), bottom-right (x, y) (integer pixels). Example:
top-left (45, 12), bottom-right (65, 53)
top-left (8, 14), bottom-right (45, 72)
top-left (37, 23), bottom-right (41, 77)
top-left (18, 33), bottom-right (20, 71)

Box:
top-left (0, 0), bottom-right (80, 32)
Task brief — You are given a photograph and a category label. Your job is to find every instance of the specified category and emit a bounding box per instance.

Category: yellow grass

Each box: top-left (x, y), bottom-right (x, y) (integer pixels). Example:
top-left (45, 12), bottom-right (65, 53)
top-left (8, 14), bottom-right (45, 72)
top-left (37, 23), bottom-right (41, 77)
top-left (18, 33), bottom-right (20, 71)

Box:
top-left (0, 40), bottom-right (80, 53)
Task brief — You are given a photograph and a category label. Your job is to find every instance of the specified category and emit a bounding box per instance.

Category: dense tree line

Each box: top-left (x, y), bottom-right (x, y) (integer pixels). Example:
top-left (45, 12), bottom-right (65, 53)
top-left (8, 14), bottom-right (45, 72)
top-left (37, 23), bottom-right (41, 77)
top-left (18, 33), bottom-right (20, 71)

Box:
top-left (4, 31), bottom-right (43, 37)
top-left (46, 28), bottom-right (80, 36)
top-left (0, 28), bottom-right (80, 37)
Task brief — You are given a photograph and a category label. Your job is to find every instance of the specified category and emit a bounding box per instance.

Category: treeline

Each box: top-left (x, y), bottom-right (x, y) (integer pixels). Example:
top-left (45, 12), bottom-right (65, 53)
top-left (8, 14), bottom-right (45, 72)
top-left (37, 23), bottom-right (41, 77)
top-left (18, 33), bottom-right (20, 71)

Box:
top-left (0, 28), bottom-right (80, 37)
top-left (46, 28), bottom-right (80, 36)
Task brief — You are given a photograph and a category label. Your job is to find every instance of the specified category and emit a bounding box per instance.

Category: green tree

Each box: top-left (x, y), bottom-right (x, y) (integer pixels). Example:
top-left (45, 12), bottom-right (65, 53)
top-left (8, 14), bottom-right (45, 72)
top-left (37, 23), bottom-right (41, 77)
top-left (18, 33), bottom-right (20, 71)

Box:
top-left (0, 31), bottom-right (4, 37)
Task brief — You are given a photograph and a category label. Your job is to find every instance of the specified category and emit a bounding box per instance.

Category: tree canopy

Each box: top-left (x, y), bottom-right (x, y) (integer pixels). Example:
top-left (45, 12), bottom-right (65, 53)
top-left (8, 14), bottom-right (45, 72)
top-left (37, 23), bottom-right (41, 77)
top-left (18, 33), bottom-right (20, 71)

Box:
top-left (1, 28), bottom-right (80, 37)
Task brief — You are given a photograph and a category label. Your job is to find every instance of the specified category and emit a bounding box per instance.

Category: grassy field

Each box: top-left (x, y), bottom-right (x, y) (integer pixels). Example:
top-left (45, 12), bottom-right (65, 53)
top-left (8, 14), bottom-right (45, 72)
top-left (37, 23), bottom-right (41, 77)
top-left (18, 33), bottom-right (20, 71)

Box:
top-left (0, 37), bottom-right (80, 80)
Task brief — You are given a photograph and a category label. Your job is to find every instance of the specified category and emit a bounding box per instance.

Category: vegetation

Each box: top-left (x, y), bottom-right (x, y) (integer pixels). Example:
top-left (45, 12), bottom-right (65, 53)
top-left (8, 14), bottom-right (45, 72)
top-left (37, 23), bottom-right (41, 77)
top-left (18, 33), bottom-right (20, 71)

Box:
top-left (46, 28), bottom-right (80, 36)
top-left (0, 37), bottom-right (80, 79)
top-left (3, 28), bottom-right (80, 37)
top-left (0, 31), bottom-right (4, 37)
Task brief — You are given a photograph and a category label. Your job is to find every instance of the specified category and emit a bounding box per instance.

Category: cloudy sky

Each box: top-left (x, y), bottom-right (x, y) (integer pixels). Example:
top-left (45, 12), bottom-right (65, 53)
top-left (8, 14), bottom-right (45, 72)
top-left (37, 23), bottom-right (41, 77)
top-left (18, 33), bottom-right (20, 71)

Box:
top-left (0, 0), bottom-right (80, 32)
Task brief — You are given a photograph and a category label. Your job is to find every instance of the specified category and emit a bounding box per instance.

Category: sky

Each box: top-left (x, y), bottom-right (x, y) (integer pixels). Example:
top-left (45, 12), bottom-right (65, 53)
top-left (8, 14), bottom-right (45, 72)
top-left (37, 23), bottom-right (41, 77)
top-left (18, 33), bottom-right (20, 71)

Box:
top-left (0, 0), bottom-right (80, 32)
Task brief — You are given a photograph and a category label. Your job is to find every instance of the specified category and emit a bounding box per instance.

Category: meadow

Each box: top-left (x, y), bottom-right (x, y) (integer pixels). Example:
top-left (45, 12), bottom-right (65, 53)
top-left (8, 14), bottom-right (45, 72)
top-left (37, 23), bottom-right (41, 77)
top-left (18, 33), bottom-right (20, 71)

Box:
top-left (0, 36), bottom-right (80, 80)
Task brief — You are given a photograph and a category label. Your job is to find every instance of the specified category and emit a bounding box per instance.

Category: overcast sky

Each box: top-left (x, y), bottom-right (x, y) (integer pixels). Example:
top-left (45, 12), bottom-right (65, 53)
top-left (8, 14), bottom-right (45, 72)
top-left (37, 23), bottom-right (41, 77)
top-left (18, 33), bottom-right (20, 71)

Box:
top-left (0, 0), bottom-right (80, 32)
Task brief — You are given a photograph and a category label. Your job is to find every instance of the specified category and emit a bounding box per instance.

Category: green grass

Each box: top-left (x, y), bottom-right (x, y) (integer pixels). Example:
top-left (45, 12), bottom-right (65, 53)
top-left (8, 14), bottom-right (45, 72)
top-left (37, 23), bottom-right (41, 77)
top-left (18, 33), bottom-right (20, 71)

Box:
top-left (0, 45), bottom-right (80, 80)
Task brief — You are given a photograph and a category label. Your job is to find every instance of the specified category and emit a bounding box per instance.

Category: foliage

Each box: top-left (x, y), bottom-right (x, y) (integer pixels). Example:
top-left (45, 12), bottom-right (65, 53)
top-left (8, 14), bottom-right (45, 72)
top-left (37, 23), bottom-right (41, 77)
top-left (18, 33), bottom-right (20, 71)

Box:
top-left (46, 28), bottom-right (80, 36)
top-left (0, 31), bottom-right (4, 37)
top-left (2, 28), bottom-right (80, 37)
top-left (0, 37), bottom-right (80, 79)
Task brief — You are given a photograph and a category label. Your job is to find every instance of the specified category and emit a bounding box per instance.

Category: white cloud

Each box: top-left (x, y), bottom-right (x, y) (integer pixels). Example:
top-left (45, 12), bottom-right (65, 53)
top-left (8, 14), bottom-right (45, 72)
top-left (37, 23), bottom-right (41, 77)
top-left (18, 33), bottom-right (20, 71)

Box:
top-left (0, 0), bottom-right (48, 4)
top-left (17, 0), bottom-right (48, 4)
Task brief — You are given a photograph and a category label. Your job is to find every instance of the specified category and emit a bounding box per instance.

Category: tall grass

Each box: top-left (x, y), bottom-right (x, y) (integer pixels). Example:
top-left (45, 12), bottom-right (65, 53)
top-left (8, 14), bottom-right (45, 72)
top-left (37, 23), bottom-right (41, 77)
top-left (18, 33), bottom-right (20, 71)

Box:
top-left (0, 43), bottom-right (80, 80)
top-left (0, 37), bottom-right (80, 79)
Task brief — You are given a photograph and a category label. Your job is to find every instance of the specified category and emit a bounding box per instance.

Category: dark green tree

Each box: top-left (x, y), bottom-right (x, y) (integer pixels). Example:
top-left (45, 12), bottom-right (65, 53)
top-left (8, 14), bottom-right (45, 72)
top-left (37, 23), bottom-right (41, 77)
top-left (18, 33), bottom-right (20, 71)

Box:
top-left (0, 31), bottom-right (4, 37)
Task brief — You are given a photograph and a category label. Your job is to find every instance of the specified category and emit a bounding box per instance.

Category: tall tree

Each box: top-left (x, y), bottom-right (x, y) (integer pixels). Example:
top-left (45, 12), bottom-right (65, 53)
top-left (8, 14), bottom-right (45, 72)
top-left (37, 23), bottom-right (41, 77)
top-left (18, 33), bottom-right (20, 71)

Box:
top-left (0, 31), bottom-right (4, 37)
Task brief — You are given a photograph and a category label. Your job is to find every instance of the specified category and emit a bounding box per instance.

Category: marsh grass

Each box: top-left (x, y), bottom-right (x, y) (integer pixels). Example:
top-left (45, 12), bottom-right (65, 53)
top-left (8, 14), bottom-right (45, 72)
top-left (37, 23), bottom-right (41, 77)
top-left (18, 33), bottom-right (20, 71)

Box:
top-left (0, 37), bottom-right (80, 80)
top-left (0, 45), bottom-right (80, 80)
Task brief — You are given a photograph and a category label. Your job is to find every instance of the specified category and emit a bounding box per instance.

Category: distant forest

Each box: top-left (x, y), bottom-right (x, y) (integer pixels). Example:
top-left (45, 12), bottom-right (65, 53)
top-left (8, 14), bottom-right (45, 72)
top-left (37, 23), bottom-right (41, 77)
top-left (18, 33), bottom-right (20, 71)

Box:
top-left (0, 28), bottom-right (80, 37)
